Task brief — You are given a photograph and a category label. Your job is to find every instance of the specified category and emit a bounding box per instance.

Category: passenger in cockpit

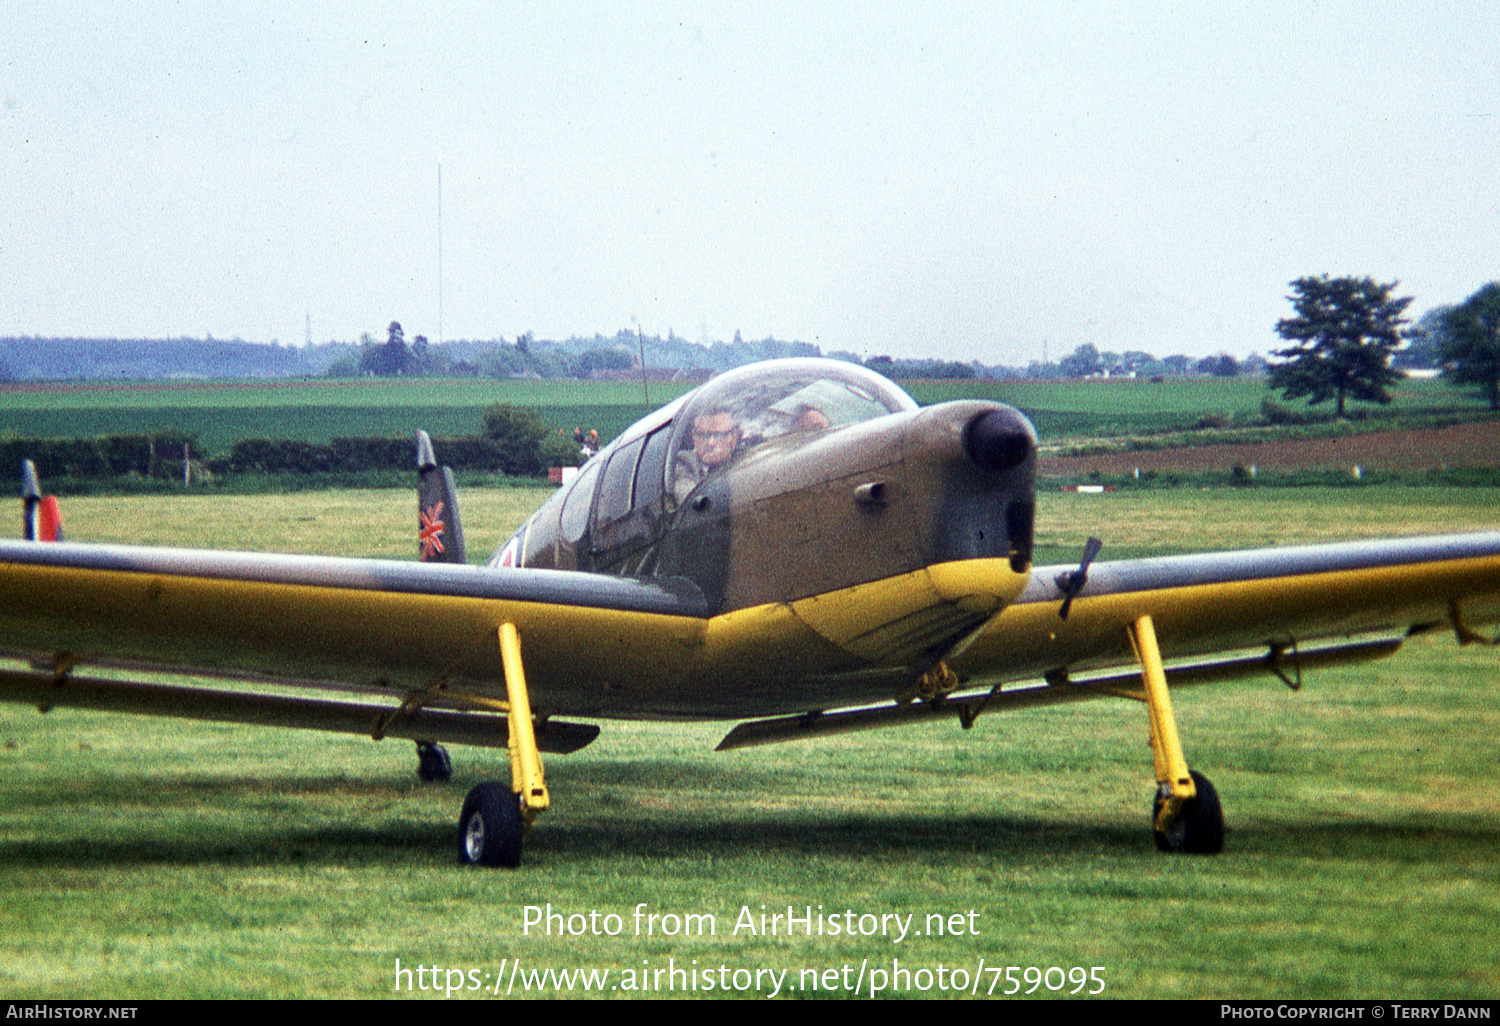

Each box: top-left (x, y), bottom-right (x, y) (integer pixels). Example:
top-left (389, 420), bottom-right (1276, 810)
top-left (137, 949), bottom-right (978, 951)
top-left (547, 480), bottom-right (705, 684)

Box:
top-left (673, 409), bottom-right (741, 503)
top-left (792, 405), bottom-right (830, 434)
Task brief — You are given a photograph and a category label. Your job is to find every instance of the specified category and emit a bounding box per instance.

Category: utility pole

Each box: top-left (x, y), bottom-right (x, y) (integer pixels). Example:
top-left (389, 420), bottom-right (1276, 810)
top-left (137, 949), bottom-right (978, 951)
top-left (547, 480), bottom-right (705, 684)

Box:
top-left (632, 316), bottom-right (650, 409)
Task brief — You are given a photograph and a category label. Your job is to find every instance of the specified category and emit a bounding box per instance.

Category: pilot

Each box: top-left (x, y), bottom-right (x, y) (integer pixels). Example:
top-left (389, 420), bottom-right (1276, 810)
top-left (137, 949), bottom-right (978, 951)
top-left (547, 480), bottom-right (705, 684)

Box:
top-left (673, 409), bottom-right (740, 503)
top-left (793, 405), bottom-right (830, 433)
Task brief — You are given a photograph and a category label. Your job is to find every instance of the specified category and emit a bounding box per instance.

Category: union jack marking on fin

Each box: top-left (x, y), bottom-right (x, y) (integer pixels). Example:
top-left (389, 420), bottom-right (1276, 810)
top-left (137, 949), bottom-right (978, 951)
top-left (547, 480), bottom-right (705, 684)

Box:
top-left (420, 501), bottom-right (446, 559)
top-left (497, 536), bottom-right (519, 568)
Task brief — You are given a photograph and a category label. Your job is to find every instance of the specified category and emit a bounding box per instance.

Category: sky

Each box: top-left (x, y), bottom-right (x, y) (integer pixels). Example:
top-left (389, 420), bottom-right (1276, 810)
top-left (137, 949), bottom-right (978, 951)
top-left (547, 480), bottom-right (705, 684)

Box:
top-left (3, 2), bottom-right (1497, 365)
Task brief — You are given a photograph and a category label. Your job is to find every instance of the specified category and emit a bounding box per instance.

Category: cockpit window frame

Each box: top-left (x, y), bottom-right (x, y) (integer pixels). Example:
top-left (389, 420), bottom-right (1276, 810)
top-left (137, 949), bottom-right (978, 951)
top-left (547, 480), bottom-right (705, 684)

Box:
top-left (593, 435), bottom-right (646, 534)
top-left (558, 457), bottom-right (601, 549)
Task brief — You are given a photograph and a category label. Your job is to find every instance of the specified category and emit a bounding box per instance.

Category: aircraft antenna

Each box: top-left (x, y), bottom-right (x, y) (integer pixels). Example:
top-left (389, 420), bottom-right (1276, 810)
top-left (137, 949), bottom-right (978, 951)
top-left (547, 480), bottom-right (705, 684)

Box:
top-left (437, 159), bottom-right (444, 346)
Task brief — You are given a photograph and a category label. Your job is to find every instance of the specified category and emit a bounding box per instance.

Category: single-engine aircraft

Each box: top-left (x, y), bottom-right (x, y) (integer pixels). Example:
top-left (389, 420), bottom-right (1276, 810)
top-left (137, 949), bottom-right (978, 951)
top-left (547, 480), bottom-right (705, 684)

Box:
top-left (1, 358), bottom-right (1498, 867)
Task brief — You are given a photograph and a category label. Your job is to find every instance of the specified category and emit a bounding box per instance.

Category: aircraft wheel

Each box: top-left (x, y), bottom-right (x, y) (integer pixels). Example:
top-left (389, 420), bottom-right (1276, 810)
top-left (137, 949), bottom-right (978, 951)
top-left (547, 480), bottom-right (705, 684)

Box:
top-left (1151, 770), bottom-right (1224, 855)
top-left (457, 781), bottom-right (523, 868)
top-left (416, 741), bottom-right (452, 783)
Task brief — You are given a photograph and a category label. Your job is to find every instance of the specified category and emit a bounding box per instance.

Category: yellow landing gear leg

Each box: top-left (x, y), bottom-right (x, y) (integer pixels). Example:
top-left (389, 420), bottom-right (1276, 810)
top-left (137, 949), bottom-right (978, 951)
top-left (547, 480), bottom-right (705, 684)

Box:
top-left (499, 622), bottom-right (550, 824)
top-left (1127, 614), bottom-right (1224, 854)
top-left (456, 623), bottom-right (549, 868)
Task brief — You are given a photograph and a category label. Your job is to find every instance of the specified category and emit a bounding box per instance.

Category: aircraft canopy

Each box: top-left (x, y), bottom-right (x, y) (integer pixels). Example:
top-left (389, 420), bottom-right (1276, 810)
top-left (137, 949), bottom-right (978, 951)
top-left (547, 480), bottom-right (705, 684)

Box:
top-left (667, 358), bottom-right (917, 472)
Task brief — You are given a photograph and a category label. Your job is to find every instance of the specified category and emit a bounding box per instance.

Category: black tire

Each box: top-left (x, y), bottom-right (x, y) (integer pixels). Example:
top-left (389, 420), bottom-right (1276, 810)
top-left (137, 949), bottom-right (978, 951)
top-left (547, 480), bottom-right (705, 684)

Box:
top-left (1152, 770), bottom-right (1224, 855)
top-left (416, 741), bottom-right (452, 783)
top-left (457, 781), bottom-right (523, 867)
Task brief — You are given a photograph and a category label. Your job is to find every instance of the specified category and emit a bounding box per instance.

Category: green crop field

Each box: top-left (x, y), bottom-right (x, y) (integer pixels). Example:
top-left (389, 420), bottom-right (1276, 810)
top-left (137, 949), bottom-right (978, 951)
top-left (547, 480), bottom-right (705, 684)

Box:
top-left (1, 486), bottom-right (1497, 999)
top-left (908, 376), bottom-right (1493, 440)
top-left (0, 378), bottom-right (695, 455)
top-left (1, 374), bottom-right (1489, 459)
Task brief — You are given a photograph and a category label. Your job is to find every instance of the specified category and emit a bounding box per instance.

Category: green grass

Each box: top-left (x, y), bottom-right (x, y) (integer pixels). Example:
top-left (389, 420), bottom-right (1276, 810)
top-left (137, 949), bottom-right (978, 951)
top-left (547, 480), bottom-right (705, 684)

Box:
top-left (43, 469), bottom-right (551, 499)
top-left (1047, 466), bottom-right (1500, 496)
top-left (908, 374), bottom-right (1487, 419)
top-left (1031, 485), bottom-right (1500, 563)
top-left (55, 487), bottom-right (555, 561)
top-left (0, 377), bottom-right (686, 411)
top-left (1, 488), bottom-right (1498, 998)
top-left (907, 376), bottom-right (1495, 443)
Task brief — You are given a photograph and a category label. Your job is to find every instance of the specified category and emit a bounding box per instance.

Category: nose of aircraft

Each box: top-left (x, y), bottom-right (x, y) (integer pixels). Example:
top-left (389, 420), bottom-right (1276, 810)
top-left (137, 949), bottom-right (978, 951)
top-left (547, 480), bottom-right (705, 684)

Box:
top-left (964, 407), bottom-right (1036, 474)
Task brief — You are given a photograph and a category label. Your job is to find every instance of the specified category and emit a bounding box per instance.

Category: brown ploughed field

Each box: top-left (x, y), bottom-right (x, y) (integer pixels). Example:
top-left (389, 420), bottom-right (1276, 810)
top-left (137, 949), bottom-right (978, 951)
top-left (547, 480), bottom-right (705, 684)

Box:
top-left (1040, 420), bottom-right (1500, 476)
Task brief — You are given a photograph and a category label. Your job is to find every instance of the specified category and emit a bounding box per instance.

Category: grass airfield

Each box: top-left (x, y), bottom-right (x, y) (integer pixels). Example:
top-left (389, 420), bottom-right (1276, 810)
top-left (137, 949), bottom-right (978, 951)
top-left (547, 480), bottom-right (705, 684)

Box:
top-left (1, 486), bottom-right (1497, 999)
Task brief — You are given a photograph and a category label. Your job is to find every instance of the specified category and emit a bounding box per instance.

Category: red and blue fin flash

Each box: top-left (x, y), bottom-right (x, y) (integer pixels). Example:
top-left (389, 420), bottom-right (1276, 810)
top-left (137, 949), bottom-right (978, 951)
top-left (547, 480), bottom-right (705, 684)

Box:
top-left (20, 460), bottom-right (62, 542)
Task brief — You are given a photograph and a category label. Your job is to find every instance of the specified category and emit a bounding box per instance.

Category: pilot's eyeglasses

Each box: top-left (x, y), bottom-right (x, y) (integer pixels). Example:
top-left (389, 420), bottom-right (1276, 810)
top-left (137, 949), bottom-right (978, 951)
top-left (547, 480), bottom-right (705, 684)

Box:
top-left (694, 429), bottom-right (736, 442)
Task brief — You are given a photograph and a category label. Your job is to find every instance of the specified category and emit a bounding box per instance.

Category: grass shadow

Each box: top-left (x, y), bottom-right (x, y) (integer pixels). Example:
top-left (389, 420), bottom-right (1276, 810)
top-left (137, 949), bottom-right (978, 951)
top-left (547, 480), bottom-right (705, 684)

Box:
top-left (7, 759), bottom-right (1497, 869)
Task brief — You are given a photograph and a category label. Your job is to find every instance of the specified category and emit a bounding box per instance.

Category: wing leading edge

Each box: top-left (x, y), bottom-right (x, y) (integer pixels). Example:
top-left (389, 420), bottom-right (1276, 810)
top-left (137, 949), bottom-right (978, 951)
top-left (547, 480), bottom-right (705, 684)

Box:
top-left (955, 531), bottom-right (1500, 683)
top-left (3, 531), bottom-right (1497, 729)
top-left (719, 531), bottom-right (1500, 748)
top-left (0, 540), bottom-right (711, 722)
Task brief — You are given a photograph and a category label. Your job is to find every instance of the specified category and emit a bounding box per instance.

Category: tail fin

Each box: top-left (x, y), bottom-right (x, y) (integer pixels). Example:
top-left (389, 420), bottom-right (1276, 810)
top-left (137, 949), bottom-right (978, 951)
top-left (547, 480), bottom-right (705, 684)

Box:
top-left (416, 431), bottom-right (466, 563)
top-left (20, 460), bottom-right (63, 542)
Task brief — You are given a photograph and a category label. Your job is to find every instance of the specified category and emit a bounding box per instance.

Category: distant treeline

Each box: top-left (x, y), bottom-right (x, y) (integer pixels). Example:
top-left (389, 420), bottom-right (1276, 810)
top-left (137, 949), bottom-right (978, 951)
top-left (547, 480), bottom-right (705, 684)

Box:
top-left (0, 331), bottom-right (847, 381)
top-left (0, 329), bottom-right (1284, 383)
top-left (0, 337), bottom-right (338, 380)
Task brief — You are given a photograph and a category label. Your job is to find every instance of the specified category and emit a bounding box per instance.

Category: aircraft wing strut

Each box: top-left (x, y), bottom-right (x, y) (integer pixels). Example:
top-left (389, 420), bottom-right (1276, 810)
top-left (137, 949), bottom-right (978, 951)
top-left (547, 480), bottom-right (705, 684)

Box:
top-left (714, 634), bottom-right (1404, 750)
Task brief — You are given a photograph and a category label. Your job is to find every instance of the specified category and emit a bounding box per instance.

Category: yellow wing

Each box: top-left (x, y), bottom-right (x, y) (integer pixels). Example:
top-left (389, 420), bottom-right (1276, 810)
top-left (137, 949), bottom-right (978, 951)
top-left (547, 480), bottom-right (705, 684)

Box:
top-left (2, 532), bottom-right (1498, 751)
top-left (718, 532), bottom-right (1500, 748)
top-left (0, 539), bottom-right (711, 748)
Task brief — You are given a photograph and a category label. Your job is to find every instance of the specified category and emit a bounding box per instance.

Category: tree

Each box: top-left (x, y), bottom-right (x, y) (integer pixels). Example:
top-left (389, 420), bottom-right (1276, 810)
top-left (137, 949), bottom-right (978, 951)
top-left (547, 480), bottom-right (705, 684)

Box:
top-left (1440, 282), bottom-right (1500, 410)
top-left (482, 403), bottom-right (552, 476)
top-left (358, 321), bottom-right (414, 376)
top-left (578, 347), bottom-right (634, 376)
top-left (1058, 343), bottom-right (1103, 378)
top-left (1196, 353), bottom-right (1240, 377)
top-left (1268, 275), bottom-right (1411, 418)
